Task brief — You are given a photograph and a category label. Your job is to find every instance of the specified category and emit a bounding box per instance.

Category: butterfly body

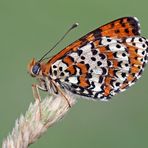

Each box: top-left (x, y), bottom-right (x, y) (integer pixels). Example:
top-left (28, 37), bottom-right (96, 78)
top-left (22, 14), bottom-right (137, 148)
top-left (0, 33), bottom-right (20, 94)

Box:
top-left (28, 17), bottom-right (148, 102)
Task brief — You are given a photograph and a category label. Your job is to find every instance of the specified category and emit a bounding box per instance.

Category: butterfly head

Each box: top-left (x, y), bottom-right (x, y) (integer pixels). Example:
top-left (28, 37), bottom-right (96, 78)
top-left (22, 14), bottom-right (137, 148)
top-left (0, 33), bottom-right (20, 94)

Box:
top-left (28, 58), bottom-right (41, 77)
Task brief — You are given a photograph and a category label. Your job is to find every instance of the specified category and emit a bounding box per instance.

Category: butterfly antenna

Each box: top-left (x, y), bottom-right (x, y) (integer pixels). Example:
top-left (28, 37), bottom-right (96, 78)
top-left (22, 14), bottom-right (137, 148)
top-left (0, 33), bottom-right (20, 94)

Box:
top-left (38, 23), bottom-right (79, 62)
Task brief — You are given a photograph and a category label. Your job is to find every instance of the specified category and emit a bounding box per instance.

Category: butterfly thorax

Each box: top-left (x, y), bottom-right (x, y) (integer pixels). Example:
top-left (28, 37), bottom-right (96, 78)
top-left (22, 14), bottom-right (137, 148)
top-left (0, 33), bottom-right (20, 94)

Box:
top-left (28, 58), bottom-right (63, 95)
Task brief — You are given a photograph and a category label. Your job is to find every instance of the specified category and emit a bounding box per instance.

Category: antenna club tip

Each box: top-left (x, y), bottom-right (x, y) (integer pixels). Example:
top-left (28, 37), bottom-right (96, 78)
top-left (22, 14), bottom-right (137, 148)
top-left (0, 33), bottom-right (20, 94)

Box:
top-left (72, 22), bottom-right (79, 29)
top-left (75, 22), bottom-right (79, 26)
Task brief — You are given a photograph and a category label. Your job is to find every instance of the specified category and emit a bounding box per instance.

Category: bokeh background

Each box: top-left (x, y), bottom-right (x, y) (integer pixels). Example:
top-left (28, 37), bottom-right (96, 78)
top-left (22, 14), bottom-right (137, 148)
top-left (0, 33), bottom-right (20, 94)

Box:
top-left (0, 0), bottom-right (148, 147)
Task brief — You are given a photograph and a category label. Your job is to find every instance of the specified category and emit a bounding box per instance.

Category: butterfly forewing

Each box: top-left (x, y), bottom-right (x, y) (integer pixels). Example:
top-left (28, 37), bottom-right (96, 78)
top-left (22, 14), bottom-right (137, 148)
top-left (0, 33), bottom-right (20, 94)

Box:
top-left (47, 17), bottom-right (141, 66)
top-left (44, 17), bottom-right (148, 100)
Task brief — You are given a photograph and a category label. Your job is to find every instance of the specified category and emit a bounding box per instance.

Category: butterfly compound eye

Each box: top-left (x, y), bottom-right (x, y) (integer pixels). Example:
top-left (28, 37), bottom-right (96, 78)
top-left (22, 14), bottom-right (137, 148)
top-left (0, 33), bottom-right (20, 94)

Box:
top-left (32, 63), bottom-right (41, 75)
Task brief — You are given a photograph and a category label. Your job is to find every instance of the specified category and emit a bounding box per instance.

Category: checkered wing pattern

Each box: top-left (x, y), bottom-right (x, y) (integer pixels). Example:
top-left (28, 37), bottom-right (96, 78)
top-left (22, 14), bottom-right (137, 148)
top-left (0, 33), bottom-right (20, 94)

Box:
top-left (45, 17), bottom-right (148, 100)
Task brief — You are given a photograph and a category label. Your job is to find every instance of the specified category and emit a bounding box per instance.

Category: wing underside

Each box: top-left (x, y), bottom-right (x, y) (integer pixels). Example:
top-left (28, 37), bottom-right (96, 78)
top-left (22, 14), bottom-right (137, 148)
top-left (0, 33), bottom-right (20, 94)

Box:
top-left (50, 36), bottom-right (148, 100)
top-left (46, 17), bottom-right (148, 100)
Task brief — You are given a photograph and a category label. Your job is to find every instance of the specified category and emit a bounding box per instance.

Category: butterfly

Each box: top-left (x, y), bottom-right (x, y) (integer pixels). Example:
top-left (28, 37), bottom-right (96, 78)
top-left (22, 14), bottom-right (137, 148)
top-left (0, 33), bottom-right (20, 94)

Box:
top-left (28, 17), bottom-right (148, 106)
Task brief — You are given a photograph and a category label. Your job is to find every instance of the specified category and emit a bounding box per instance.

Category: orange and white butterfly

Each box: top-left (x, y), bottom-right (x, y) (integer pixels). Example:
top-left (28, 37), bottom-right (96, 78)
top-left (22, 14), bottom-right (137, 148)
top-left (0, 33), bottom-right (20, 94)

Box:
top-left (28, 17), bottom-right (148, 106)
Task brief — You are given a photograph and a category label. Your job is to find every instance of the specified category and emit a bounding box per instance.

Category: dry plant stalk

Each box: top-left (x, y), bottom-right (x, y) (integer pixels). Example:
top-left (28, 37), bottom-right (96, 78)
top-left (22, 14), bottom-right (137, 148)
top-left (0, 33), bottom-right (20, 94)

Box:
top-left (2, 92), bottom-right (76, 148)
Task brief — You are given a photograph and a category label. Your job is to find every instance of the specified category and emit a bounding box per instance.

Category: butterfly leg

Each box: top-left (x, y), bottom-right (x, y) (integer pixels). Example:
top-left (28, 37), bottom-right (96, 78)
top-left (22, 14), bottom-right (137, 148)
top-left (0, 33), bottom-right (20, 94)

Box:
top-left (32, 84), bottom-right (42, 120)
top-left (58, 88), bottom-right (72, 108)
top-left (51, 80), bottom-right (72, 108)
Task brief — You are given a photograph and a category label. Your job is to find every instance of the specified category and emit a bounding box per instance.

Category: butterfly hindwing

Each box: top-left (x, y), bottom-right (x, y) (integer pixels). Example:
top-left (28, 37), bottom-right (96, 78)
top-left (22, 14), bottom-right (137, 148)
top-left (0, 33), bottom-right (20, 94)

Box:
top-left (45, 17), bottom-right (148, 100)
top-left (50, 36), bottom-right (148, 100)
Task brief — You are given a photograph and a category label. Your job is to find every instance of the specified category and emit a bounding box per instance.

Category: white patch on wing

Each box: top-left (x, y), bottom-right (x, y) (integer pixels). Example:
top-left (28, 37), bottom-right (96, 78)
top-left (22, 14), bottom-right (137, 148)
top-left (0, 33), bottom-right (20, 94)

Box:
top-left (89, 81), bottom-right (102, 92)
top-left (93, 67), bottom-right (103, 75)
top-left (108, 43), bottom-right (127, 52)
top-left (100, 37), bottom-right (121, 45)
top-left (79, 43), bottom-right (92, 51)
top-left (68, 76), bottom-right (78, 84)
